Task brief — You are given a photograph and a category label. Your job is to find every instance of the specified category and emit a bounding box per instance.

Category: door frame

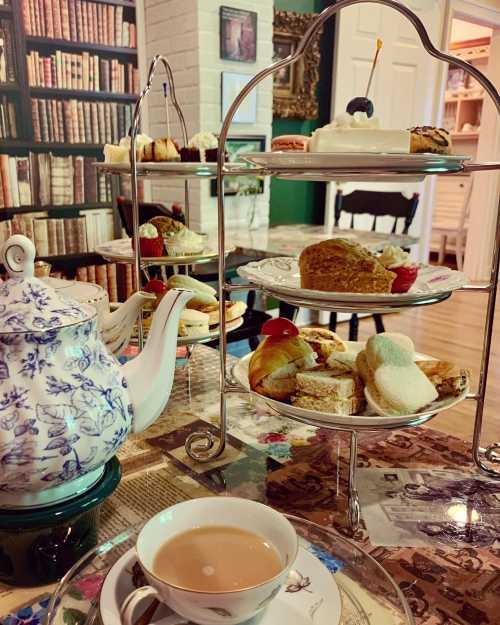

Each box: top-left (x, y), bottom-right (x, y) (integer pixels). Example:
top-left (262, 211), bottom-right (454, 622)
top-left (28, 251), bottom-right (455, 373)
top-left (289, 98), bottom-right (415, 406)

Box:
top-left (429, 0), bottom-right (500, 280)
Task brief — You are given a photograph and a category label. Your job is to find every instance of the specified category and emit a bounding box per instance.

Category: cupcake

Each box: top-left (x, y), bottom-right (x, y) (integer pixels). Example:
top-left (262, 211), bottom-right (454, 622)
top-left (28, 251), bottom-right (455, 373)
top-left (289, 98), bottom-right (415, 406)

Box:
top-left (164, 227), bottom-right (206, 256)
top-left (179, 147), bottom-right (201, 162)
top-left (133, 223), bottom-right (164, 257)
top-left (379, 246), bottom-right (419, 293)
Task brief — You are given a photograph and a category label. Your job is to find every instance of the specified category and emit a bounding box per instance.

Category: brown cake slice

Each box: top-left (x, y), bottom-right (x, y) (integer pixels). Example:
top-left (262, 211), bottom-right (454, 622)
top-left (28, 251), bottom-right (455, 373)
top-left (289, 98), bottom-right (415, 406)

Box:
top-left (299, 238), bottom-right (395, 293)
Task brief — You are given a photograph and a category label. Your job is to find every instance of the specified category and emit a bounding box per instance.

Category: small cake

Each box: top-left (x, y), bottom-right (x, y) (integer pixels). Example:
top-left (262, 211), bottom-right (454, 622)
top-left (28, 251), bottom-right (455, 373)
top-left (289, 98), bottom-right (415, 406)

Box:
top-left (104, 134), bottom-right (153, 164)
top-left (379, 246), bottom-right (419, 294)
top-left (179, 147), bottom-right (201, 162)
top-left (299, 238), bottom-right (395, 294)
top-left (188, 132), bottom-right (219, 162)
top-left (141, 138), bottom-right (180, 162)
top-left (271, 135), bottom-right (309, 152)
top-left (135, 223), bottom-right (164, 257)
top-left (309, 112), bottom-right (410, 154)
top-left (409, 126), bottom-right (452, 155)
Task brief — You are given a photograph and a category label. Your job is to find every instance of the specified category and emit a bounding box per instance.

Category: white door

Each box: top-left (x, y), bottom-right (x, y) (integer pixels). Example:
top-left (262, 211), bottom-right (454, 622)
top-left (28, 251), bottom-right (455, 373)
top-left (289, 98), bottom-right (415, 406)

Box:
top-left (325, 0), bottom-right (445, 260)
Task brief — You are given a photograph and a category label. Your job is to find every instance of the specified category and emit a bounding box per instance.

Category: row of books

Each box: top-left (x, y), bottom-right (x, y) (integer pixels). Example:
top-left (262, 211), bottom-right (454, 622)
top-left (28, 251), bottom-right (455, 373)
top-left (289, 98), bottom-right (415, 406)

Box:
top-left (0, 96), bottom-right (16, 139)
top-left (0, 19), bottom-right (15, 83)
top-left (0, 208), bottom-right (115, 255)
top-left (22, 0), bottom-right (137, 48)
top-left (75, 262), bottom-right (136, 303)
top-left (27, 50), bottom-right (140, 94)
top-left (0, 152), bottom-right (112, 209)
top-left (32, 97), bottom-right (133, 144)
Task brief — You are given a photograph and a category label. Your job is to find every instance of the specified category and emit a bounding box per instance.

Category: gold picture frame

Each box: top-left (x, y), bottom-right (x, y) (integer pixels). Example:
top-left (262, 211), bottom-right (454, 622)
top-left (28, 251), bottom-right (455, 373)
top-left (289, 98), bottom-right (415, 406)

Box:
top-left (273, 9), bottom-right (323, 120)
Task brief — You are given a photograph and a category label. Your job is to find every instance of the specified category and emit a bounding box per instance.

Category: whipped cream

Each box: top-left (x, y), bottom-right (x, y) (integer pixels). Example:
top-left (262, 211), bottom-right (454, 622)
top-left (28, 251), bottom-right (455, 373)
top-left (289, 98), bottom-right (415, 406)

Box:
top-left (188, 132), bottom-right (218, 161)
top-left (139, 223), bottom-right (159, 239)
top-left (379, 246), bottom-right (413, 269)
top-left (329, 112), bottom-right (380, 129)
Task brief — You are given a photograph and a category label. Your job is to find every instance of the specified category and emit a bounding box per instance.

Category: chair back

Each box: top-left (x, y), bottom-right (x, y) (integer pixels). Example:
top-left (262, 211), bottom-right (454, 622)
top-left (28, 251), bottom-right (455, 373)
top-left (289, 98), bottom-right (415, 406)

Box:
top-left (334, 190), bottom-right (420, 234)
top-left (116, 197), bottom-right (185, 237)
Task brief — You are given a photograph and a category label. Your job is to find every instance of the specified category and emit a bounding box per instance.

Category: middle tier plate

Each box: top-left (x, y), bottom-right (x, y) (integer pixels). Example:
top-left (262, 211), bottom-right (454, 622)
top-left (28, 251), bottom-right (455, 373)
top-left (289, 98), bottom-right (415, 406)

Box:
top-left (232, 345), bottom-right (470, 431)
top-left (237, 257), bottom-right (468, 312)
top-left (96, 238), bottom-right (235, 266)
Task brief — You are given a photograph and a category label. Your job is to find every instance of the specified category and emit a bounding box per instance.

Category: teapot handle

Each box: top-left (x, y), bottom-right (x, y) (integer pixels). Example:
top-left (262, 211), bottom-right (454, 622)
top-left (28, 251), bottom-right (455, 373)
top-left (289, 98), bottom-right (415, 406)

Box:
top-left (1, 235), bottom-right (36, 279)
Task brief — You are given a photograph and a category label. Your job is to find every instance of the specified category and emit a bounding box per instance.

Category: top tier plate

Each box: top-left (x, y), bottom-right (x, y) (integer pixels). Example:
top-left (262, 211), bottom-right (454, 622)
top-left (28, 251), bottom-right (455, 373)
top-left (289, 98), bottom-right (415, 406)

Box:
top-left (95, 161), bottom-right (220, 178)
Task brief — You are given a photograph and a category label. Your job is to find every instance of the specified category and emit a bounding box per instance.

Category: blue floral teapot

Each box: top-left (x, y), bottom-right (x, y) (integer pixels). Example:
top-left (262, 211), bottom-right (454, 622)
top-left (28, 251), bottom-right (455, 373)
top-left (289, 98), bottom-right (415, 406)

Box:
top-left (0, 235), bottom-right (192, 508)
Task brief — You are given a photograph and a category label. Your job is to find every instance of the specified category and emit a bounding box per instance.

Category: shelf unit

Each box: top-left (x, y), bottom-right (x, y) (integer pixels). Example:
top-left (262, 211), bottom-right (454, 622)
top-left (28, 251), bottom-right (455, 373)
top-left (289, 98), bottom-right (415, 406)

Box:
top-left (0, 0), bottom-right (138, 276)
top-left (99, 0), bottom-right (500, 534)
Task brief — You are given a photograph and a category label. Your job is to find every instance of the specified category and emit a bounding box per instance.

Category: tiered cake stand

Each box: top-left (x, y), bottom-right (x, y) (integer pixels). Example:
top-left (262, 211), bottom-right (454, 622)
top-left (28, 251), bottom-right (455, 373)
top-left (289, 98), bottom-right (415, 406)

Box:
top-left (99, 0), bottom-right (500, 530)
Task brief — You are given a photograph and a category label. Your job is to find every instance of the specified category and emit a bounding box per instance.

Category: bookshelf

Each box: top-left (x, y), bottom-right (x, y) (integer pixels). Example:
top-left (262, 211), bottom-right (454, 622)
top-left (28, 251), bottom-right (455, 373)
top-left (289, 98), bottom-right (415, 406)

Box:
top-left (0, 0), bottom-right (139, 287)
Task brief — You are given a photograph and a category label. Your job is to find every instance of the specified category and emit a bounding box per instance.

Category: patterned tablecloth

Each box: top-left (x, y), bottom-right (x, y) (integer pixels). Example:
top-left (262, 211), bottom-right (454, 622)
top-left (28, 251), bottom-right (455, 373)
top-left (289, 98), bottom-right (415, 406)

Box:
top-left (228, 224), bottom-right (419, 259)
top-left (1, 346), bottom-right (499, 625)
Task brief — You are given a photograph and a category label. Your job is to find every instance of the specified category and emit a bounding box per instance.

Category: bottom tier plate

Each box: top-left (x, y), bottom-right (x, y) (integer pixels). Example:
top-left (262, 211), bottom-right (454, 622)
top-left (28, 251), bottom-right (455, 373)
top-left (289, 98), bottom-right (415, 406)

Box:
top-left (232, 344), bottom-right (469, 430)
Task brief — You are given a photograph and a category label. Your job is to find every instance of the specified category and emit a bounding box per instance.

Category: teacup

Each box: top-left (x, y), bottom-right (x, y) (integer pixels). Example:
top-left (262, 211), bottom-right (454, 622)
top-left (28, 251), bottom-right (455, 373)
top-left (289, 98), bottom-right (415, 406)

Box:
top-left (120, 497), bottom-right (298, 625)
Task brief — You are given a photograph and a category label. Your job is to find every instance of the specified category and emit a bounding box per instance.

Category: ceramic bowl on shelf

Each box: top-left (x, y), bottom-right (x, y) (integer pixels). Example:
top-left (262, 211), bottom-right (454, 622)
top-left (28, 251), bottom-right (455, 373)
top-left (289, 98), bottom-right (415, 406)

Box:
top-left (0, 457), bottom-right (121, 587)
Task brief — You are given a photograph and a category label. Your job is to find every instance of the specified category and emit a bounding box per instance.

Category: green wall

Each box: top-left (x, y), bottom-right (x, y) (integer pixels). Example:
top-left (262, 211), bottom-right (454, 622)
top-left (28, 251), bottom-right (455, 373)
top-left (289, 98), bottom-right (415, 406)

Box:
top-left (270, 0), bottom-right (333, 226)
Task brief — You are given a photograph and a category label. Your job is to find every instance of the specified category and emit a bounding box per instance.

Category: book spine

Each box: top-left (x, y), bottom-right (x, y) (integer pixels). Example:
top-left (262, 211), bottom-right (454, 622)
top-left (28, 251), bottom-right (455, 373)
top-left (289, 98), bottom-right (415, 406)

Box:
top-left (76, 216), bottom-right (87, 252)
top-left (56, 219), bottom-right (65, 254)
top-left (16, 157), bottom-right (32, 206)
top-left (0, 154), bottom-right (10, 208)
top-left (75, 0), bottom-right (83, 41)
top-left (57, 99), bottom-right (64, 141)
top-left (22, 0), bottom-right (32, 36)
top-left (107, 263), bottom-right (118, 302)
top-left (129, 23), bottom-right (136, 48)
top-left (68, 0), bottom-right (77, 41)
top-left (91, 1), bottom-right (98, 44)
top-left (61, 0), bottom-right (70, 40)
top-left (95, 264), bottom-right (108, 290)
top-left (45, 0), bottom-right (54, 39)
top-left (33, 219), bottom-right (49, 257)
top-left (53, 0), bottom-right (62, 39)
top-left (82, 0), bottom-right (89, 43)
top-left (31, 99), bottom-right (41, 142)
top-left (87, 264), bottom-right (96, 283)
top-left (8, 157), bottom-right (20, 208)
top-left (77, 100), bottom-right (85, 143)
top-left (47, 218), bottom-right (58, 255)
top-left (115, 6), bottom-right (122, 47)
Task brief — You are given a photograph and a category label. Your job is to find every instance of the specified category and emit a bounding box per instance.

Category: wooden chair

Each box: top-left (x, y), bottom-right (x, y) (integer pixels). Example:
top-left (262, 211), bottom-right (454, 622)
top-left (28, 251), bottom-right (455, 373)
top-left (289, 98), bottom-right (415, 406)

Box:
top-left (432, 176), bottom-right (473, 271)
top-left (330, 189), bottom-right (420, 341)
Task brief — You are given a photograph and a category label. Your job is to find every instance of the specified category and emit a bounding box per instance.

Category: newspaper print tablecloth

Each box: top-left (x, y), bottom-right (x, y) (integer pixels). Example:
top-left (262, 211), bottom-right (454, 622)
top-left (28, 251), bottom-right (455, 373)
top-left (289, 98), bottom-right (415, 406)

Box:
top-left (1, 346), bottom-right (499, 625)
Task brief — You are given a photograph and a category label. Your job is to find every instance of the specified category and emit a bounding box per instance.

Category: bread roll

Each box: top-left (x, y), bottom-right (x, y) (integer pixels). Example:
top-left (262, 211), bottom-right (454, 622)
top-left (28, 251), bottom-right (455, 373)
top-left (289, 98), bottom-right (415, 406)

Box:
top-left (249, 335), bottom-right (313, 401)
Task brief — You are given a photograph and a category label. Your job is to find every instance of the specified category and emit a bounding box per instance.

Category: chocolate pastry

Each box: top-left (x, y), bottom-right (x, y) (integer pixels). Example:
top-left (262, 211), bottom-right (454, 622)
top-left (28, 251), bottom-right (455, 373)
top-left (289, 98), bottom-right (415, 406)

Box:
top-left (409, 126), bottom-right (452, 155)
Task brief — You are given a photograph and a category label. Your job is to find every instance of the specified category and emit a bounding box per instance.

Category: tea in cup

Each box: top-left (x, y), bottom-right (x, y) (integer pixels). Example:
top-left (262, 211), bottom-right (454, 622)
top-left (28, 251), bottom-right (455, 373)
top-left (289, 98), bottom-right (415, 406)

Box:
top-left (120, 497), bottom-right (298, 625)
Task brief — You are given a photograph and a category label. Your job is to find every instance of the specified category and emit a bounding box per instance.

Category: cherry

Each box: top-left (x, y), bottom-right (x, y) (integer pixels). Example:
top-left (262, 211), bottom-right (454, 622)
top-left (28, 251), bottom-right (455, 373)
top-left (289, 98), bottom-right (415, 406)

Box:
top-left (346, 97), bottom-right (374, 118)
top-left (262, 317), bottom-right (299, 337)
top-left (144, 279), bottom-right (167, 294)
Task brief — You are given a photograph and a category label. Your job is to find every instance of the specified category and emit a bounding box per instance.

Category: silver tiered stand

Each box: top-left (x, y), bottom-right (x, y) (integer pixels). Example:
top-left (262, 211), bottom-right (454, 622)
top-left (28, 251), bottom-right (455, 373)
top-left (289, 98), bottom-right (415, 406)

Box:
top-left (102, 0), bottom-right (500, 530)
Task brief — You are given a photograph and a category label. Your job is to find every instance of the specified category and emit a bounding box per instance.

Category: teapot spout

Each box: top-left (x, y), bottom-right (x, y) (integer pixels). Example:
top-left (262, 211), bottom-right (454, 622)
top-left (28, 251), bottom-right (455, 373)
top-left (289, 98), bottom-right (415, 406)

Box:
top-left (121, 288), bottom-right (193, 433)
top-left (101, 291), bottom-right (155, 356)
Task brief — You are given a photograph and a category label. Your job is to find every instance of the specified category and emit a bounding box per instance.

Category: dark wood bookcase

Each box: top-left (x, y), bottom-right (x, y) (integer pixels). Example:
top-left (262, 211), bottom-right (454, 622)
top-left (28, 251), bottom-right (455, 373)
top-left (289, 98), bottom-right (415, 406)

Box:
top-left (0, 0), bottom-right (137, 271)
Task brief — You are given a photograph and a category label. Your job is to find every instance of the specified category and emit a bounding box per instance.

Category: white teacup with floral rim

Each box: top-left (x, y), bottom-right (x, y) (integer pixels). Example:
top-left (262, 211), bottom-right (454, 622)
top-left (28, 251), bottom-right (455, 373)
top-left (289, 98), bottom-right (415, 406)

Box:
top-left (120, 497), bottom-right (298, 625)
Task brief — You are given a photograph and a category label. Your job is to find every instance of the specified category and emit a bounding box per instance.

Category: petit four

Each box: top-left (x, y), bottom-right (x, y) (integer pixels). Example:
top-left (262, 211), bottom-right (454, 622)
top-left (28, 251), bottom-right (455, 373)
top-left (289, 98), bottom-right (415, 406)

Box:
top-left (188, 132), bottom-right (220, 162)
top-left (104, 134), bottom-right (153, 164)
top-left (299, 238), bottom-right (395, 293)
top-left (141, 137), bottom-right (180, 162)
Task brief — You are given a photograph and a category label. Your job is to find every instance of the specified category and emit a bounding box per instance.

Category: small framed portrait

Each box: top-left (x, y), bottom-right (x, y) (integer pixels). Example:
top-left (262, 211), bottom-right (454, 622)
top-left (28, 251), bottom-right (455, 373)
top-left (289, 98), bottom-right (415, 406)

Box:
top-left (210, 135), bottom-right (265, 197)
top-left (273, 35), bottom-right (297, 97)
top-left (221, 72), bottom-right (257, 124)
top-left (220, 6), bottom-right (258, 63)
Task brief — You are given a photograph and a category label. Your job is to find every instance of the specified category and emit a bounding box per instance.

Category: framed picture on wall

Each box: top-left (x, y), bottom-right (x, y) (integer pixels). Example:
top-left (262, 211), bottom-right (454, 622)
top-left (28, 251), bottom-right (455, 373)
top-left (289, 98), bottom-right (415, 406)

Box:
top-left (220, 6), bottom-right (257, 62)
top-left (210, 135), bottom-right (265, 197)
top-left (221, 72), bottom-right (257, 123)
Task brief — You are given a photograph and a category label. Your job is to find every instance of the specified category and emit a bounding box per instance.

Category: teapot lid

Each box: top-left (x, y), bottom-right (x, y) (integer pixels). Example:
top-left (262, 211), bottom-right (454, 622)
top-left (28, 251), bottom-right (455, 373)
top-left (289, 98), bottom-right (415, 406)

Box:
top-left (0, 235), bottom-right (95, 334)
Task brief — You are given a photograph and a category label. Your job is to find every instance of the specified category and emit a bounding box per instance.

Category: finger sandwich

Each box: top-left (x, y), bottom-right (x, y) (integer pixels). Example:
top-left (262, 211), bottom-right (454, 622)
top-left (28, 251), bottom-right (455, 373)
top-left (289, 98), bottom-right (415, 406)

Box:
top-left (292, 368), bottom-right (365, 415)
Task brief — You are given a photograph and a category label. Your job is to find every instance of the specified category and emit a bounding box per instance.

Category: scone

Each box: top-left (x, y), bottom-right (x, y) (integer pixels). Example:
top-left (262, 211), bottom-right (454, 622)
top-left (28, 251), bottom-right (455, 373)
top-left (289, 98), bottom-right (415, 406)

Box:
top-left (299, 328), bottom-right (346, 363)
top-left (409, 127), bottom-right (452, 155)
top-left (299, 238), bottom-right (395, 293)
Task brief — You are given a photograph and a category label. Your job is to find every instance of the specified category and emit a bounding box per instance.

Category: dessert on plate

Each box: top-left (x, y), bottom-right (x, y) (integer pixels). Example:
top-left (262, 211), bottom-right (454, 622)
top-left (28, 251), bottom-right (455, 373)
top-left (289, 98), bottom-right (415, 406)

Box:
top-left (298, 327), bottom-right (346, 363)
top-left (379, 246), bottom-right (419, 293)
top-left (104, 134), bottom-right (153, 163)
top-left (188, 132), bottom-right (220, 162)
top-left (271, 135), bottom-right (310, 152)
top-left (134, 223), bottom-right (164, 257)
top-left (148, 215), bottom-right (184, 236)
top-left (409, 126), bottom-right (452, 155)
top-left (179, 309), bottom-right (210, 337)
top-left (147, 217), bottom-right (206, 256)
top-left (140, 137), bottom-right (180, 162)
top-left (299, 238), bottom-right (395, 293)
top-left (416, 360), bottom-right (470, 398)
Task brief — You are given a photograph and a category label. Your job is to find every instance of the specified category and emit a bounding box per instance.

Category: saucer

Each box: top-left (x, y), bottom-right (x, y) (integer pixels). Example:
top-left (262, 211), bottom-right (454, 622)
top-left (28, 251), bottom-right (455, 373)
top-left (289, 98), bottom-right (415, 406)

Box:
top-left (99, 540), bottom-right (341, 625)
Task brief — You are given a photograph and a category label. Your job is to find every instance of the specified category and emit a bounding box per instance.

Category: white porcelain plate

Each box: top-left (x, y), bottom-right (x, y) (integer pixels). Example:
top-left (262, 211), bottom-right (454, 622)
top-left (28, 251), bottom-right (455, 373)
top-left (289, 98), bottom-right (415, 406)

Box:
top-left (96, 238), bottom-right (234, 266)
top-left (232, 344), bottom-right (470, 429)
top-left (237, 257), bottom-right (468, 310)
top-left (243, 151), bottom-right (470, 173)
top-left (99, 541), bottom-right (342, 625)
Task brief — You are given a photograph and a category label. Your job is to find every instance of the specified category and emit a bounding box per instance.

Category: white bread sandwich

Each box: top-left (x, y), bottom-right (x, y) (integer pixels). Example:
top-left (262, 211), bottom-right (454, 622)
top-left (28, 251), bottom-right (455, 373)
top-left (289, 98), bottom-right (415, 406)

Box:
top-left (249, 335), bottom-right (317, 402)
top-left (292, 368), bottom-right (365, 415)
top-left (326, 350), bottom-right (359, 374)
top-left (358, 335), bottom-right (438, 416)
top-left (299, 327), bottom-right (346, 363)
top-left (416, 360), bottom-right (470, 399)
top-left (178, 309), bottom-right (210, 337)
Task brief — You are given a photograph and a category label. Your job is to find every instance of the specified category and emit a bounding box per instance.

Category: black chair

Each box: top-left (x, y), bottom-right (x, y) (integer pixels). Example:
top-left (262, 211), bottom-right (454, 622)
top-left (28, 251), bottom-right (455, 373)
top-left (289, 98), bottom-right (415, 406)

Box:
top-left (330, 189), bottom-right (419, 341)
top-left (116, 198), bottom-right (269, 350)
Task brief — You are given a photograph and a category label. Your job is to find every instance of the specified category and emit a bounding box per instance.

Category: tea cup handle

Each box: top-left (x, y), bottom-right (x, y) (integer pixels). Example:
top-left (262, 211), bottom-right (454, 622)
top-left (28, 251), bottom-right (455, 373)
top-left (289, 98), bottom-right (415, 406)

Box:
top-left (120, 586), bottom-right (161, 625)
